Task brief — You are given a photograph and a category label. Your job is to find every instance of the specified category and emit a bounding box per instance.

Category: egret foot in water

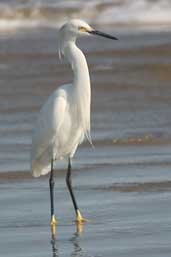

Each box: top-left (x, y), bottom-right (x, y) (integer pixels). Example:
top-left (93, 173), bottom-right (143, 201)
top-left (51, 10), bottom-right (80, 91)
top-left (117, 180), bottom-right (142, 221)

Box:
top-left (51, 215), bottom-right (57, 237)
top-left (76, 209), bottom-right (86, 223)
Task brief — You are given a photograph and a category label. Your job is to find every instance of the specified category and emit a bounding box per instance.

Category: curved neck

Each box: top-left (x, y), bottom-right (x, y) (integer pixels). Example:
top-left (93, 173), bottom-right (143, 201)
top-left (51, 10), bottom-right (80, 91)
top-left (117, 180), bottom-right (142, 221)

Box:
top-left (64, 41), bottom-right (90, 88)
top-left (64, 40), bottom-right (91, 138)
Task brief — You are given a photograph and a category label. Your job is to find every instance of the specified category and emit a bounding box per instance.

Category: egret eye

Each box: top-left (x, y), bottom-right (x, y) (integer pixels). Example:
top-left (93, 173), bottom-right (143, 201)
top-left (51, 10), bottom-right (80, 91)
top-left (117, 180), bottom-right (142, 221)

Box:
top-left (79, 26), bottom-right (87, 32)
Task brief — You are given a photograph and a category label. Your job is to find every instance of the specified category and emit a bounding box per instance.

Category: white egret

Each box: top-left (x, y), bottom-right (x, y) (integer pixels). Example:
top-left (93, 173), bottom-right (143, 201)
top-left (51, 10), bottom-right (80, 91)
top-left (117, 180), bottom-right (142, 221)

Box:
top-left (31, 19), bottom-right (117, 235)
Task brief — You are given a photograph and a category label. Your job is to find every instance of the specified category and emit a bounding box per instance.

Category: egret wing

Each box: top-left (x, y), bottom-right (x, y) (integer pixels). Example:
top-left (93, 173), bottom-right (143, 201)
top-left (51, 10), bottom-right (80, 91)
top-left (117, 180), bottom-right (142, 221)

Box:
top-left (31, 88), bottom-right (67, 177)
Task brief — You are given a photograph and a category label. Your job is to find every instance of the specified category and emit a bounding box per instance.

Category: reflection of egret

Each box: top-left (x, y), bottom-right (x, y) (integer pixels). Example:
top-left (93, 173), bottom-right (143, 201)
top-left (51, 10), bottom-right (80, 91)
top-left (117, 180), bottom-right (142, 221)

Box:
top-left (70, 232), bottom-right (82, 257)
top-left (51, 236), bottom-right (59, 257)
top-left (31, 19), bottom-right (118, 235)
top-left (51, 231), bottom-right (83, 257)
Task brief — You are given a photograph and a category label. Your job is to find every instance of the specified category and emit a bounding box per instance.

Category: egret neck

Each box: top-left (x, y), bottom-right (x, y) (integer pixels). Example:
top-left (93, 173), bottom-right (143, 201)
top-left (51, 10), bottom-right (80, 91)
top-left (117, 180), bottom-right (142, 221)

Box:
top-left (64, 41), bottom-right (91, 142)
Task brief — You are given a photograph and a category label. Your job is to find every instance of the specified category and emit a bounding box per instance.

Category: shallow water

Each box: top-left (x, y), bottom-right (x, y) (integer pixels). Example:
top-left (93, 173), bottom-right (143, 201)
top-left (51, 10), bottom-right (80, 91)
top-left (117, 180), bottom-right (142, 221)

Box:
top-left (1, 24), bottom-right (171, 256)
top-left (1, 166), bottom-right (171, 257)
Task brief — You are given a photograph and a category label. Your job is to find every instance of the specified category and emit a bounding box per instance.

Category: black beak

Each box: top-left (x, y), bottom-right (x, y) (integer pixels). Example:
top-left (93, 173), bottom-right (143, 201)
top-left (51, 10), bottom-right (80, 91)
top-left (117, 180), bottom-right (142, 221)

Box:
top-left (88, 30), bottom-right (118, 40)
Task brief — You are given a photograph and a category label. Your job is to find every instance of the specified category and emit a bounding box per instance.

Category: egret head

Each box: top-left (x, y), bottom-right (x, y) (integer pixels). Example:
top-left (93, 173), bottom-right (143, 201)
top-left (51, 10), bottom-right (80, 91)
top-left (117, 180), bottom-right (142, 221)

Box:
top-left (58, 19), bottom-right (118, 59)
top-left (60, 20), bottom-right (92, 38)
top-left (60, 19), bottom-right (118, 40)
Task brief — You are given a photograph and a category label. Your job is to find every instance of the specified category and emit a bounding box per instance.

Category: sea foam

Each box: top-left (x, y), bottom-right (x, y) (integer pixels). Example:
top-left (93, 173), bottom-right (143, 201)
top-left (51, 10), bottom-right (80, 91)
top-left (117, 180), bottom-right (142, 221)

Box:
top-left (0, 0), bottom-right (171, 31)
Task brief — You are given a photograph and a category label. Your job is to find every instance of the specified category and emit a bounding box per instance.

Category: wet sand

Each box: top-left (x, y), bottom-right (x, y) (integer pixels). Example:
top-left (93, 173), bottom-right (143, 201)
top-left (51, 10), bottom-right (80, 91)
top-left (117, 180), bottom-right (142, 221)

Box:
top-left (1, 27), bottom-right (171, 256)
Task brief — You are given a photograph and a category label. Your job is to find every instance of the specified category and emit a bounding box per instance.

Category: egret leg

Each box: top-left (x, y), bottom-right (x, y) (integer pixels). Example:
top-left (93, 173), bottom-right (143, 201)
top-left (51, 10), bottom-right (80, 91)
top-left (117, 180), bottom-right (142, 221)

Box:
top-left (66, 158), bottom-right (86, 223)
top-left (49, 159), bottom-right (57, 236)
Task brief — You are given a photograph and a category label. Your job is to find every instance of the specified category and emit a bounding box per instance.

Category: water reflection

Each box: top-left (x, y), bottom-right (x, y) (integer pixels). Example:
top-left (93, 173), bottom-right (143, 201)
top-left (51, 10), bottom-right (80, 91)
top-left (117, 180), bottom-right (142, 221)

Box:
top-left (51, 222), bottom-right (85, 257)
top-left (70, 232), bottom-right (82, 257)
top-left (51, 236), bottom-right (59, 257)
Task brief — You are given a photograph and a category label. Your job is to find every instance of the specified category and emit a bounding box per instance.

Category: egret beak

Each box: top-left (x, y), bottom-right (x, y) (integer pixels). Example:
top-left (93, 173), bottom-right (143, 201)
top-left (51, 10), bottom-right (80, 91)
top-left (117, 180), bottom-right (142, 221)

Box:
top-left (88, 30), bottom-right (118, 40)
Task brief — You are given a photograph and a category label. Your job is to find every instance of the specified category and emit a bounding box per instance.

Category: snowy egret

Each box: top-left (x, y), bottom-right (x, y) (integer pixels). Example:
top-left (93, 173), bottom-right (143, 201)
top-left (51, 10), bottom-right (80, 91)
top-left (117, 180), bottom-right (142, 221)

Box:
top-left (31, 19), bottom-right (117, 235)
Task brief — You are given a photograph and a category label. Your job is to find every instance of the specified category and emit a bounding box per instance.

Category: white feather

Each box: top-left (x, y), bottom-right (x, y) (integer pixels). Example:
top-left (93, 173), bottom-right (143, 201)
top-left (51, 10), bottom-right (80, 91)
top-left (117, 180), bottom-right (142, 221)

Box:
top-left (31, 20), bottom-right (92, 177)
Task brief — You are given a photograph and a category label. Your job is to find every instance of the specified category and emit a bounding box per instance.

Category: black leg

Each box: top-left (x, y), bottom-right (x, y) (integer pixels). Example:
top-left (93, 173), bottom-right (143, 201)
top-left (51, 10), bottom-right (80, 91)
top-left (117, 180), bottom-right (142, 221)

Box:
top-left (66, 158), bottom-right (85, 223)
top-left (49, 159), bottom-right (55, 217)
top-left (66, 157), bottom-right (78, 212)
top-left (49, 159), bottom-right (57, 236)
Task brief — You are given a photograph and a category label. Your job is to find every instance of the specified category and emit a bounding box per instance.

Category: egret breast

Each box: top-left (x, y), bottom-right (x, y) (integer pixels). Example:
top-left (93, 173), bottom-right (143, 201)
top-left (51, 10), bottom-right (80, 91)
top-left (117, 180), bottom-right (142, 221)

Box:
top-left (52, 102), bottom-right (84, 160)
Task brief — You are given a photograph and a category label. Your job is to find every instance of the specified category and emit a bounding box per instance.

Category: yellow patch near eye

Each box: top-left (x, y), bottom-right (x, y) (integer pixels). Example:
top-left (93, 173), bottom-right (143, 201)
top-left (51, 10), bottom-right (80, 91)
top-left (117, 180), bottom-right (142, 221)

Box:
top-left (79, 26), bottom-right (87, 32)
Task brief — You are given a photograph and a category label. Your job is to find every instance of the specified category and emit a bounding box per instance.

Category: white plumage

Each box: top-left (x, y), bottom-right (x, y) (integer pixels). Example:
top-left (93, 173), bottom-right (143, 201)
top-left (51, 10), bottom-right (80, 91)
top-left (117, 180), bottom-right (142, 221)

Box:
top-left (31, 19), bottom-right (117, 178)
top-left (30, 20), bottom-right (118, 231)
top-left (31, 20), bottom-right (92, 177)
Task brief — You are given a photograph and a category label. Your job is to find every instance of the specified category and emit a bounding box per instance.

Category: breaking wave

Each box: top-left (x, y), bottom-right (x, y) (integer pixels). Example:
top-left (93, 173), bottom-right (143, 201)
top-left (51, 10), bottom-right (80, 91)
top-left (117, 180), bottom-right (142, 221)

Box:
top-left (0, 0), bottom-right (171, 31)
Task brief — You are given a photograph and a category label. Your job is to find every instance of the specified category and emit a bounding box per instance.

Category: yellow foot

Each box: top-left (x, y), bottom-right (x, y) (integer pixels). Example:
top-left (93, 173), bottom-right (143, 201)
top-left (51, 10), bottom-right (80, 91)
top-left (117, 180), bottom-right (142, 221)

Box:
top-left (76, 209), bottom-right (87, 223)
top-left (76, 221), bottom-right (84, 234)
top-left (50, 215), bottom-right (57, 236)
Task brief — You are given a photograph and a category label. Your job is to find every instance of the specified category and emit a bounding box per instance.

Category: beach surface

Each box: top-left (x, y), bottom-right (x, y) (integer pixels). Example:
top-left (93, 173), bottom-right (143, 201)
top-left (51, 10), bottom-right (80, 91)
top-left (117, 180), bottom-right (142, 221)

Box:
top-left (1, 1), bottom-right (171, 256)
